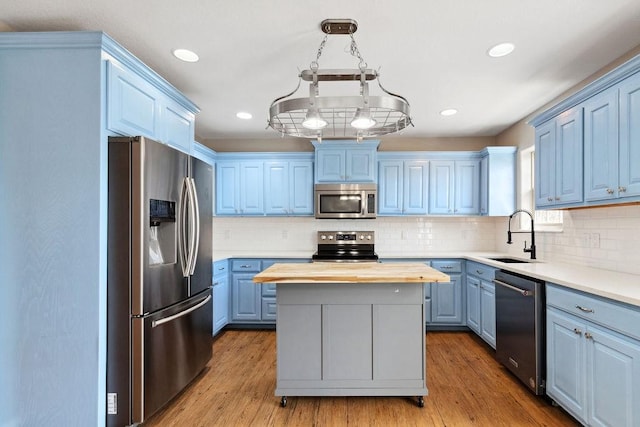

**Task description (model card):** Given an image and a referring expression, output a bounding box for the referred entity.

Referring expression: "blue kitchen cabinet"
[534,107,583,208]
[230,260,262,322]
[479,147,516,216]
[546,284,640,426]
[163,98,196,154]
[619,71,640,199]
[215,161,264,215]
[465,275,481,334]
[239,162,264,214]
[216,162,240,215]
[217,154,313,216]
[312,140,379,183]
[479,279,496,348]
[378,159,428,215]
[212,259,229,336]
[465,261,497,348]
[106,60,195,154]
[429,160,479,215]
[531,53,640,209]
[429,260,465,326]
[264,160,313,215]
[584,89,619,202]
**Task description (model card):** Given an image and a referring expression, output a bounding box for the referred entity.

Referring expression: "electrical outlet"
[107,393,117,415]
[592,233,600,248]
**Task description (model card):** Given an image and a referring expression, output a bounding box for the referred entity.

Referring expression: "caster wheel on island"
[417,396,424,408]
[280,396,287,407]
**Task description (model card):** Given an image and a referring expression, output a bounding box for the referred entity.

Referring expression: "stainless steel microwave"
[314,183,377,219]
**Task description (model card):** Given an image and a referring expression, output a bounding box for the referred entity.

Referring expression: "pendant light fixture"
[268,19,412,141]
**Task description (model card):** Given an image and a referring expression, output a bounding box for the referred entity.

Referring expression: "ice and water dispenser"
[149,199,176,265]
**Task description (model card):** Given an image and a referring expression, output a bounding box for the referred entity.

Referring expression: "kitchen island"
[253,262,449,407]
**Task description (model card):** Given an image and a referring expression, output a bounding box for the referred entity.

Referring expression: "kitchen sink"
[488,257,531,264]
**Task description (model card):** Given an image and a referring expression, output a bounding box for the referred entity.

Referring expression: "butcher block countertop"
[253,262,450,284]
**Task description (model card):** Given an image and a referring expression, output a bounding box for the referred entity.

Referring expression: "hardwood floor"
[144,330,578,426]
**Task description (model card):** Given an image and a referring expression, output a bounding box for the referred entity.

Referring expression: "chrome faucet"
[507,209,536,260]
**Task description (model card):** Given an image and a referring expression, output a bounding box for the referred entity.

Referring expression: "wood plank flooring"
[144,330,578,426]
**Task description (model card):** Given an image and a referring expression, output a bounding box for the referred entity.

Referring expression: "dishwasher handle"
[493,279,533,297]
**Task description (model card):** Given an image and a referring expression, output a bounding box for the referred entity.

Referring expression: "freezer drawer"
[131,290,212,423]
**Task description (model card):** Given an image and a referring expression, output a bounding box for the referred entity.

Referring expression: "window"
[518,147,563,231]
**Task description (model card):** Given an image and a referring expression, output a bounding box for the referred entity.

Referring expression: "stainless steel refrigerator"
[107,136,213,427]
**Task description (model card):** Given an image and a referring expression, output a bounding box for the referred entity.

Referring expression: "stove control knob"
[321,235,327,240]
[359,235,365,240]
[328,235,334,240]
[367,235,372,240]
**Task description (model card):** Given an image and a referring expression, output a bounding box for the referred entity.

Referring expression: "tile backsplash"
[212,216,498,257]
[214,205,640,275]
[498,204,640,275]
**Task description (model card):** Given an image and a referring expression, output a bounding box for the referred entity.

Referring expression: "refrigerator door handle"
[177,177,190,278]
[188,177,200,276]
[151,294,211,328]
[184,177,198,276]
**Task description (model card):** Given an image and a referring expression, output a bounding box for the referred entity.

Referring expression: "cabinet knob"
[606,188,615,194]
[573,328,582,336]
[476,270,483,275]
[547,197,553,202]
[619,186,627,193]
[585,332,593,340]
[555,197,561,201]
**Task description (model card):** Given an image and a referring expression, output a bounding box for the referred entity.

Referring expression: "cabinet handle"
[476,270,483,275]
[555,197,561,201]
[573,328,582,336]
[575,305,594,313]
[585,332,593,340]
[441,266,454,270]
[217,267,226,271]
[212,281,220,286]
[606,188,615,194]
[240,264,252,268]
[619,186,627,193]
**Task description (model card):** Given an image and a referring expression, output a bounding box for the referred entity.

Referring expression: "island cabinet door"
[373,304,424,380]
[277,304,322,381]
[322,305,373,380]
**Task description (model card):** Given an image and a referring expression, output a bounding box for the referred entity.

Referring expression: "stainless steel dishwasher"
[494,270,545,395]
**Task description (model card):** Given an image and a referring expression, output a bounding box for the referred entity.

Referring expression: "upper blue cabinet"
[479,147,517,216]
[531,54,640,209]
[378,155,429,215]
[312,140,379,183]
[215,153,314,216]
[534,107,583,208]
[429,158,480,215]
[105,42,197,154]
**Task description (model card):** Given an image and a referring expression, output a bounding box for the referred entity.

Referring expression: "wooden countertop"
[252,262,450,284]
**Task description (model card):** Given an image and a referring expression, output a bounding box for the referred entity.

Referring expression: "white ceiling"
[3,0,640,142]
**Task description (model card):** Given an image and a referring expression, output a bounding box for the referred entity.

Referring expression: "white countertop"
[213,250,640,307]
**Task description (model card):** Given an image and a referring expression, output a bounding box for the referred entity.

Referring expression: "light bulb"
[302,109,328,130]
[350,109,376,129]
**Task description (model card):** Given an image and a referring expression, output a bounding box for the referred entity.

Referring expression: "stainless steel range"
[311,231,379,262]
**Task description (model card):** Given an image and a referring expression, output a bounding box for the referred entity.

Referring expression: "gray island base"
[253,263,450,408]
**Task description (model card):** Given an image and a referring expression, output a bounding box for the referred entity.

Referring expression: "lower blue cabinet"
[229,258,311,325]
[546,284,640,426]
[212,259,229,335]
[429,260,465,326]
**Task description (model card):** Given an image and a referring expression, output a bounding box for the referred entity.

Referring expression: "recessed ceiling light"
[172,49,199,63]
[236,112,252,120]
[487,42,515,58]
[440,109,458,116]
